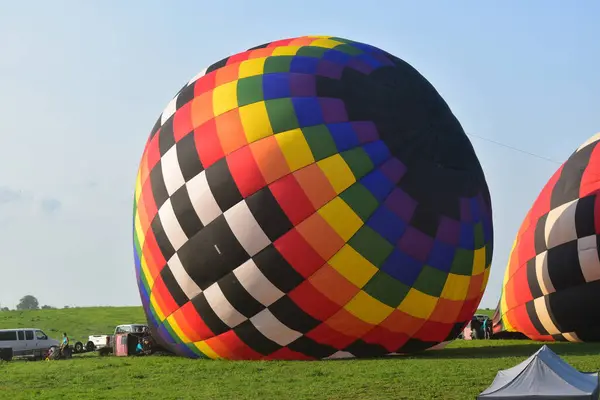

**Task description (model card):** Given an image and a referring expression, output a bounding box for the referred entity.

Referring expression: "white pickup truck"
[87,324,149,351]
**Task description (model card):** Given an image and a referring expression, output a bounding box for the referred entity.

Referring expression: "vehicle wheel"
[74,342,84,353]
[86,341,95,352]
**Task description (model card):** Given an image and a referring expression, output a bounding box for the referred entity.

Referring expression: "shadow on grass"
[315,341,600,363]
[410,341,600,360]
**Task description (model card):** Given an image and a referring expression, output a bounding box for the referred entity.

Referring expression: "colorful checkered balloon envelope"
[493,132,600,343]
[133,35,493,360]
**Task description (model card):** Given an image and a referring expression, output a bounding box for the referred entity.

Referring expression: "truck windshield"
[115,326,131,334]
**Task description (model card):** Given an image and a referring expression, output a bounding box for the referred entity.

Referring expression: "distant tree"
[41,305,55,310]
[16,295,39,310]
[64,305,70,309]
[0,307,9,312]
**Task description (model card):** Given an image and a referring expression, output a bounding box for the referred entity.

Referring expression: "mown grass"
[3,307,595,400]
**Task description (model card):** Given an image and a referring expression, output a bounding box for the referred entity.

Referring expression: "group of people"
[47,331,155,359]
[135,335,154,355]
[470,316,493,340]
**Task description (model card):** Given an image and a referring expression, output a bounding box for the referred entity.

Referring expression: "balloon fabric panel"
[494,133,600,342]
[133,36,493,360]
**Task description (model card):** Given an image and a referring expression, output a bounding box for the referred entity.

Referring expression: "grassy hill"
[5,306,594,400]
[0,306,147,341]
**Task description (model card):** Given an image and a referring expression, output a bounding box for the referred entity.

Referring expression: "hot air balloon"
[493,132,600,342]
[132,35,493,360]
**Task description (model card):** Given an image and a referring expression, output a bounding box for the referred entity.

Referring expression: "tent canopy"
[478,345,599,399]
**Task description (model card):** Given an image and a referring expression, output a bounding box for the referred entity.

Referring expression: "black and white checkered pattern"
[149,97,307,307]
[543,199,579,249]
[188,272,324,353]
[577,234,600,282]
[531,196,600,291]
[531,295,560,336]
[521,187,600,342]
[143,64,364,359]
[549,140,596,210]
[149,67,208,141]
[529,235,600,300]
[520,138,600,341]
[149,126,302,312]
[147,114,373,359]
[233,259,286,307]
[146,90,312,352]
[170,255,345,357]
[165,253,202,300]
[223,201,272,257]
[139,40,499,358]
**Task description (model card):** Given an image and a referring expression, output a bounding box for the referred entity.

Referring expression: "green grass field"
[0,307,147,341]
[2,307,598,400]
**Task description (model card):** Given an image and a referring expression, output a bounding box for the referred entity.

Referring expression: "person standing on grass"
[482,319,489,339]
[470,316,480,339]
[60,332,69,351]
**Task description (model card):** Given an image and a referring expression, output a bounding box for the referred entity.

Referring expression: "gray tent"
[478,345,599,399]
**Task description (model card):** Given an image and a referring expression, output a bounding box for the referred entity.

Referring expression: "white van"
[0,328,60,360]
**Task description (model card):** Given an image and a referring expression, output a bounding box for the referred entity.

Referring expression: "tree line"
[0,295,68,311]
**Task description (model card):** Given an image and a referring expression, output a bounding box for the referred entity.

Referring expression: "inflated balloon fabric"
[133,35,493,360]
[494,133,600,342]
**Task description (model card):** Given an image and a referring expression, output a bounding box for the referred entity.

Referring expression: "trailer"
[87,324,149,354]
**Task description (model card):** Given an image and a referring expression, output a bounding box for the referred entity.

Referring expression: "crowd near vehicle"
[0,323,152,362]
[0,328,60,361]
[87,324,150,353]
[459,314,493,340]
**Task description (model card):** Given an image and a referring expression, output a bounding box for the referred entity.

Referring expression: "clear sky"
[0,1,598,310]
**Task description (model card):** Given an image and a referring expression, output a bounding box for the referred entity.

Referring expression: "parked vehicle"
[88,324,149,353]
[0,328,60,360]
[114,332,156,357]
[461,314,492,340]
[88,333,110,351]
[70,339,89,353]
[59,338,92,354]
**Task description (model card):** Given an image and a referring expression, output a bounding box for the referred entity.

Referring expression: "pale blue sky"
[0,1,598,309]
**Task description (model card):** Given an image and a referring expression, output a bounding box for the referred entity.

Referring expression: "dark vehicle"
[460,314,492,340]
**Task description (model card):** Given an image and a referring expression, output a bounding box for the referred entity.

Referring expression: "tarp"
[478,345,599,399]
